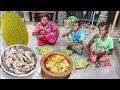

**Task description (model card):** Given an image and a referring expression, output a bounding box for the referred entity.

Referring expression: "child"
[85,22,114,68]
[62,21,85,54]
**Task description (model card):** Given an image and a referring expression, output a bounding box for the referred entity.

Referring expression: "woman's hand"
[41,30,46,34]
[40,27,46,31]
[40,27,48,33]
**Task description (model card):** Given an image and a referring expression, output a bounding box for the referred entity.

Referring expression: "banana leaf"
[36,46,53,55]
[73,58,90,69]
[60,49,73,56]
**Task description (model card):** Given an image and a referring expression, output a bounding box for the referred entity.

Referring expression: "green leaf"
[36,46,53,55]
[60,49,73,55]
[73,58,90,68]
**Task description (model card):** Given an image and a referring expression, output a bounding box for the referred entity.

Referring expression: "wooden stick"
[111,11,119,34]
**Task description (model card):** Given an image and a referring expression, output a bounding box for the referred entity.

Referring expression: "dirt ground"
[0,22,120,79]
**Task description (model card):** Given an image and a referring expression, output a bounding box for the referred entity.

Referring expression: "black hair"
[98,22,109,33]
[39,13,49,20]
[73,20,80,27]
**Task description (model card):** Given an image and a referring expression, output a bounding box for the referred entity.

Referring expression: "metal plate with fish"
[0,44,38,77]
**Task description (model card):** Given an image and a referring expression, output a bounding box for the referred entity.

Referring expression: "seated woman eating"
[85,22,114,68]
[62,21,84,54]
[32,13,59,46]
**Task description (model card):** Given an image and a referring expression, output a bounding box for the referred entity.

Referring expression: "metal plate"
[0,44,38,77]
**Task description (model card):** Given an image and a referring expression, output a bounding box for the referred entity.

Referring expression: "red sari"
[35,21,59,46]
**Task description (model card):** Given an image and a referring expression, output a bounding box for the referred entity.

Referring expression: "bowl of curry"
[40,51,73,79]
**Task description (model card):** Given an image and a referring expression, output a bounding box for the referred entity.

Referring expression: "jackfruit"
[1,11,28,46]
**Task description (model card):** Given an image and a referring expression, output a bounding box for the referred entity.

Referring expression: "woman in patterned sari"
[32,13,59,46]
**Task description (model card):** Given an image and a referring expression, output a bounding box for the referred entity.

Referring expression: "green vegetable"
[1,11,28,46]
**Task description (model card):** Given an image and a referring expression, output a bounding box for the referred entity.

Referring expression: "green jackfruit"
[1,11,28,46]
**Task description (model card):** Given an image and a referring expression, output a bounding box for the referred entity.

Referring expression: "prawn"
[24,51,32,62]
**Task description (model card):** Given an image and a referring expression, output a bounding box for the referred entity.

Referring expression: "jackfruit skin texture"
[1,11,29,46]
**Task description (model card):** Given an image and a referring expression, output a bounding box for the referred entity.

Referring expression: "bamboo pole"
[88,11,95,34]
[111,11,119,34]
[91,11,96,30]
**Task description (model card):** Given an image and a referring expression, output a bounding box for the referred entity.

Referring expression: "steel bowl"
[0,44,38,77]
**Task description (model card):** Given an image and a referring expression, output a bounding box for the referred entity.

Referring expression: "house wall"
[21,11,120,29]
[65,11,100,23]
[96,11,109,26]
[57,11,66,26]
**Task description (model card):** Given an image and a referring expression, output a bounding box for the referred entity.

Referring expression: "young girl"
[32,13,59,46]
[85,22,114,68]
[62,21,84,54]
